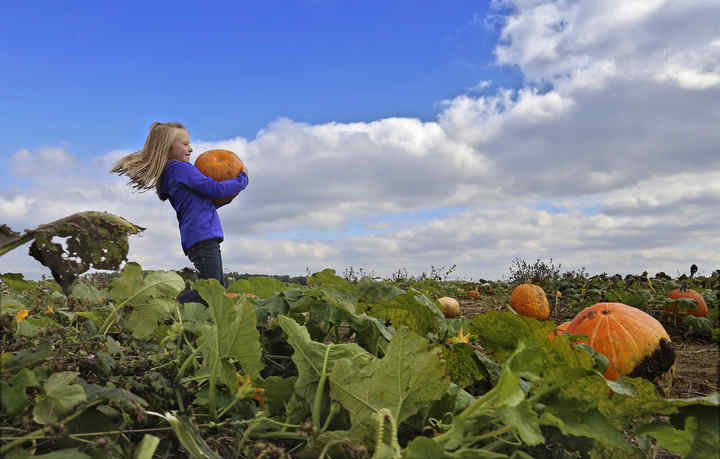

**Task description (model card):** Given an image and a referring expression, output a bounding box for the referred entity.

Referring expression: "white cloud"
[10,147,77,179]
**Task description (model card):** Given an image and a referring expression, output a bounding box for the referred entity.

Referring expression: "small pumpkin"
[194,149,245,205]
[438,297,461,318]
[509,284,550,320]
[560,302,675,395]
[664,288,708,319]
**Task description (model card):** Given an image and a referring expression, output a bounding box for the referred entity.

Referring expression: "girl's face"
[168,129,192,162]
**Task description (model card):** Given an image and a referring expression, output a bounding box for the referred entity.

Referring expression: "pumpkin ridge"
[608,313,642,375]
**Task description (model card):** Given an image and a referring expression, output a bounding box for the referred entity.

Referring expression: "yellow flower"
[457,326,470,343]
[448,326,471,344]
[238,373,265,409]
[15,309,29,323]
[45,305,54,314]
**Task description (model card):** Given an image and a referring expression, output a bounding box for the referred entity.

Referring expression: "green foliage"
[328,327,450,448]
[191,279,263,418]
[102,262,184,337]
[1,260,718,458]
[227,275,287,298]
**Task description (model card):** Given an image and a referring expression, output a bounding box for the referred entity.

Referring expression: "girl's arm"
[214,172,249,209]
[171,162,248,199]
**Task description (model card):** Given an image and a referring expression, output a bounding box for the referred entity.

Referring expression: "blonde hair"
[111,121,187,191]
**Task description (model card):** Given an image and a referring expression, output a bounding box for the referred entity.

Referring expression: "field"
[1,213,718,458]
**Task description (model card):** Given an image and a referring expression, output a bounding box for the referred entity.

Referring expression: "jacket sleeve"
[215,172,249,208]
[170,162,248,199]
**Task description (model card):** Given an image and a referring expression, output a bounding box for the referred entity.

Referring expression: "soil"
[457,296,719,399]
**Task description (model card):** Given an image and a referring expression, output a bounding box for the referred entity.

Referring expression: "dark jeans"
[177,238,224,305]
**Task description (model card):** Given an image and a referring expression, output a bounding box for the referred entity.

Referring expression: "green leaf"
[404,437,447,459]
[0,369,39,416]
[366,288,448,337]
[637,394,720,459]
[278,315,374,412]
[2,344,51,371]
[0,273,36,293]
[126,298,176,339]
[306,268,354,290]
[328,327,450,445]
[44,371,87,410]
[1,381,28,416]
[261,375,297,418]
[69,281,104,302]
[133,434,161,459]
[192,279,263,417]
[683,315,713,336]
[103,262,184,337]
[468,310,555,363]
[196,279,263,379]
[227,276,286,298]
[81,382,148,410]
[31,448,93,459]
[33,371,87,425]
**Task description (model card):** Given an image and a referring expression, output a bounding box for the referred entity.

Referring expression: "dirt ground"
[458,296,719,399]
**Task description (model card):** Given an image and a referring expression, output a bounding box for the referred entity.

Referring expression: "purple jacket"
[157,160,248,253]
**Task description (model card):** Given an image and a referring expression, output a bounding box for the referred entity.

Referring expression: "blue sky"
[2,1,519,158]
[2,1,719,280]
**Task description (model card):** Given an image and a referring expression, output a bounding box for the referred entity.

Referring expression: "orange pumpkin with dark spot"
[664,288,708,319]
[509,284,550,320]
[559,302,675,395]
[194,149,245,205]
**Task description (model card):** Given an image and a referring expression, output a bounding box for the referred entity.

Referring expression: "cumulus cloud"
[2,1,719,280]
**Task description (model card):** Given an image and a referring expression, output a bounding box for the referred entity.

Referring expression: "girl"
[111,121,248,305]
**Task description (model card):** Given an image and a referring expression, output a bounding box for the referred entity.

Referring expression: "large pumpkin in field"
[664,288,708,319]
[560,302,675,394]
[509,284,550,320]
[194,149,245,205]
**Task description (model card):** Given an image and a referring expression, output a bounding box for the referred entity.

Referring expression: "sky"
[2,0,719,282]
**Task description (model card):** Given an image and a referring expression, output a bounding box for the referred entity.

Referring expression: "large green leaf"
[468,310,555,363]
[277,315,374,411]
[636,393,720,459]
[193,279,263,417]
[366,288,448,338]
[196,279,263,378]
[102,262,184,338]
[227,276,286,298]
[328,327,449,445]
[33,372,87,425]
[0,368,39,416]
[0,273,36,293]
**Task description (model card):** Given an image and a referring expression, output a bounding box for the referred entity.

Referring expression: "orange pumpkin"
[561,302,675,394]
[664,288,708,319]
[509,284,550,320]
[194,149,245,205]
